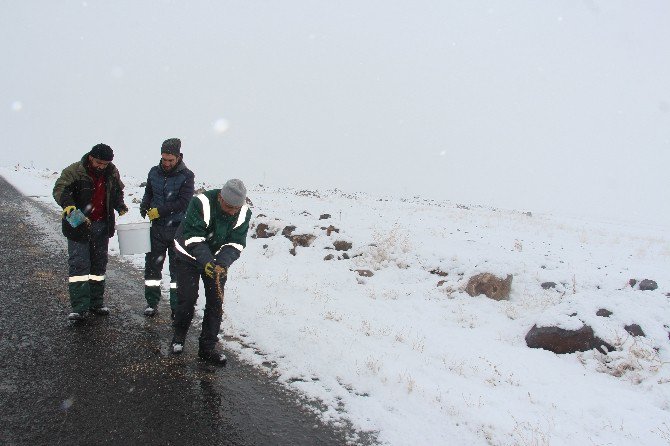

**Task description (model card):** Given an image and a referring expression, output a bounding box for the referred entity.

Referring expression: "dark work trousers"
[173,256,227,352]
[67,220,109,312]
[144,225,178,309]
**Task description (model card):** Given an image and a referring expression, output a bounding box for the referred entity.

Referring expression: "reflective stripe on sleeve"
[89,275,105,281]
[69,275,90,283]
[197,194,211,226]
[185,236,206,246]
[175,240,196,260]
[145,280,161,287]
[170,283,177,289]
[215,243,244,255]
[233,205,249,229]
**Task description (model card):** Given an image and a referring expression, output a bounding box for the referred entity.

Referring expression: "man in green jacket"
[53,144,128,321]
[170,179,252,365]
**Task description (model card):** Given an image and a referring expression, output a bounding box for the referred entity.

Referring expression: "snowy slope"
[3,165,669,446]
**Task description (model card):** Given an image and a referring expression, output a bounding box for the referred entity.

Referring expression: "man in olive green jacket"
[53,143,128,322]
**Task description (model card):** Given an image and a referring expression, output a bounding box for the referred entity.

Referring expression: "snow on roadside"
[2,165,669,446]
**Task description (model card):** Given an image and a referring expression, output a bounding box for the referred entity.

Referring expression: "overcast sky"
[1,1,668,226]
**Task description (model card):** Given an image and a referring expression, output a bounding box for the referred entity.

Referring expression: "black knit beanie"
[89,143,114,161]
[161,138,181,156]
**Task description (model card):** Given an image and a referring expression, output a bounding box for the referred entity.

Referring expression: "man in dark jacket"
[140,138,195,318]
[170,179,252,365]
[53,143,128,321]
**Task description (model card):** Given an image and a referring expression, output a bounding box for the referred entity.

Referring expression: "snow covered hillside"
[3,165,669,446]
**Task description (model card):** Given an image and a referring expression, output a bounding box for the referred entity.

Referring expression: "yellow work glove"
[118,205,128,216]
[147,208,160,221]
[62,205,76,218]
[204,262,227,279]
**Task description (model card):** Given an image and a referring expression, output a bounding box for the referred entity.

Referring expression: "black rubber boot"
[198,348,227,366]
[89,306,110,316]
[171,330,187,355]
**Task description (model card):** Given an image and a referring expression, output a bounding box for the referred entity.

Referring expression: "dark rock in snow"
[429,268,449,277]
[282,225,297,237]
[541,282,557,290]
[596,309,613,317]
[624,324,645,337]
[324,254,334,261]
[629,279,637,287]
[254,223,277,239]
[290,234,316,247]
[639,279,658,291]
[333,240,352,251]
[321,225,340,236]
[525,324,614,354]
[319,214,331,220]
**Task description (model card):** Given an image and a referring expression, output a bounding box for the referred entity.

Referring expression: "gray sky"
[2,1,669,226]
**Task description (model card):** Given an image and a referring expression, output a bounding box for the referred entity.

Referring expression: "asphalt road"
[0,176,372,446]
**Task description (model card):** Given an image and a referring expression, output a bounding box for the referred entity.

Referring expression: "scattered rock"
[245,196,254,207]
[333,240,352,251]
[288,234,316,248]
[342,253,350,260]
[289,247,296,256]
[282,225,296,237]
[465,273,513,301]
[300,210,311,216]
[139,181,147,187]
[629,279,637,287]
[256,213,267,218]
[324,254,335,261]
[596,309,612,317]
[354,270,374,277]
[639,279,658,291]
[320,225,340,236]
[253,223,277,239]
[624,324,645,337]
[131,197,141,204]
[541,282,557,290]
[429,268,449,277]
[296,190,320,198]
[319,214,331,220]
[525,324,614,354]
[437,280,447,287]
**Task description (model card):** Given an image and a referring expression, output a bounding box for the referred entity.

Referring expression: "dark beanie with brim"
[89,143,114,161]
[161,138,181,156]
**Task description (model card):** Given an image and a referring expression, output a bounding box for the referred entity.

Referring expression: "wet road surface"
[0,176,373,446]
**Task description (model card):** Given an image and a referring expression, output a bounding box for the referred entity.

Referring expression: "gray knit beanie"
[219,179,247,207]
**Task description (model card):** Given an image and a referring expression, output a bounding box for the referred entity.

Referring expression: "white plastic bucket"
[116,221,151,255]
